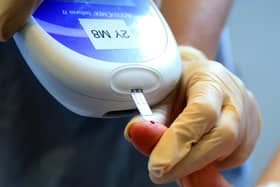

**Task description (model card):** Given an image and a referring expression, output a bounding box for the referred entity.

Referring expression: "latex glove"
[124,46,261,184]
[0,0,42,41]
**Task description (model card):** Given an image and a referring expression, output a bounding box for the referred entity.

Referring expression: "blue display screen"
[33,0,167,63]
[60,0,135,6]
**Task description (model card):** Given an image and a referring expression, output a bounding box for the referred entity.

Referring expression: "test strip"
[131,89,154,121]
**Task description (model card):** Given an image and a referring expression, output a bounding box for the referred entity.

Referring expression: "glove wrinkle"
[148,128,193,179]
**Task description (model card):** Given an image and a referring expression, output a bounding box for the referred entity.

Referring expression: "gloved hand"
[125,120,232,187]
[0,0,42,41]
[124,46,261,184]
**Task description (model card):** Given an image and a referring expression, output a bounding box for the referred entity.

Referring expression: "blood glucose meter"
[14,0,182,117]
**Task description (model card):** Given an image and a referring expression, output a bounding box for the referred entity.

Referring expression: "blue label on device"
[33,0,167,63]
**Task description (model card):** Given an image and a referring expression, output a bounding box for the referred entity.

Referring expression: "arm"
[257,147,280,186]
[158,0,233,59]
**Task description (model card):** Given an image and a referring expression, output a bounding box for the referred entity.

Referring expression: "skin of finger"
[176,165,233,187]
[149,106,240,184]
[186,164,233,187]
[0,0,42,41]
[176,177,191,187]
[257,147,280,185]
[176,168,232,187]
[124,110,169,142]
[125,121,167,156]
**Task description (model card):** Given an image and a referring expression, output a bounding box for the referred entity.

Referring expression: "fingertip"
[125,121,167,156]
[123,116,145,142]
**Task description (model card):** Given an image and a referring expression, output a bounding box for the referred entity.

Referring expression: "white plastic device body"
[13,0,182,117]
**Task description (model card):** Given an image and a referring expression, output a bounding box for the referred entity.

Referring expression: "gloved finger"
[216,91,261,169]
[0,0,42,41]
[148,81,224,183]
[149,104,239,184]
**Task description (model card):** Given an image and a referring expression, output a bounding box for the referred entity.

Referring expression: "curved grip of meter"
[13,18,182,117]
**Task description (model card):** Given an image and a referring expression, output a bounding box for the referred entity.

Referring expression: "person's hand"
[125,120,232,187]
[124,46,261,184]
[0,0,42,41]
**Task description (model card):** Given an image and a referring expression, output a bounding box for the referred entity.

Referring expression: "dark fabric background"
[0,39,176,187]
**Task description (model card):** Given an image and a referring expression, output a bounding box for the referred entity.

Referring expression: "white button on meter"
[111,67,161,95]
[14,0,182,117]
